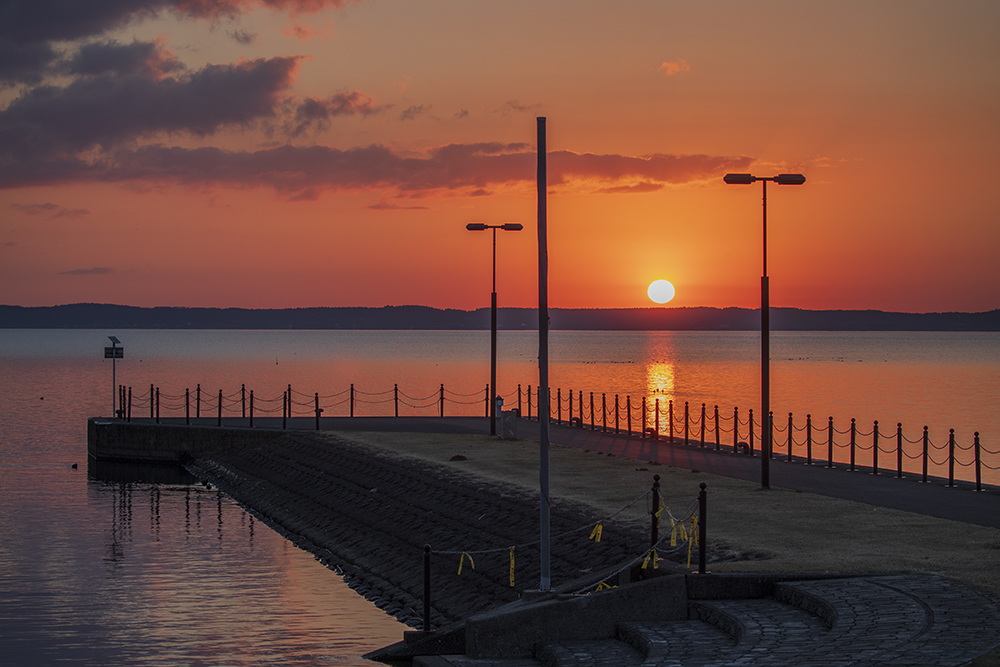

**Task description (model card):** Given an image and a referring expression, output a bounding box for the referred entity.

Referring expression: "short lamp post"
[466,222,523,435]
[723,173,805,489]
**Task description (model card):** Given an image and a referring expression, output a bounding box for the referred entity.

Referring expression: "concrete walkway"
[151,414,1000,529]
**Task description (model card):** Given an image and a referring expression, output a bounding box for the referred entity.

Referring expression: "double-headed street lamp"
[724,173,806,489]
[466,222,523,435]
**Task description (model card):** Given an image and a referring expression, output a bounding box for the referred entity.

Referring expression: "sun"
[647,279,675,304]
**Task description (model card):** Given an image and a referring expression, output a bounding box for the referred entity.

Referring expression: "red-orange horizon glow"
[1,2,997,314]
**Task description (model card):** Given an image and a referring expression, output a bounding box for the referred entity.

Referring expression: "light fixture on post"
[723,172,805,489]
[466,221,523,436]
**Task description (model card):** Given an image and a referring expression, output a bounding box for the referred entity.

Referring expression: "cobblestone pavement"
[419,574,1000,667]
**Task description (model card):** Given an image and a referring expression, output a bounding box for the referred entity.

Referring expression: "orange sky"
[1,1,998,312]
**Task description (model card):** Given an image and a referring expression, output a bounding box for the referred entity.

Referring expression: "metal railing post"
[351,383,355,418]
[217,389,222,426]
[614,394,620,434]
[669,400,674,443]
[733,406,739,452]
[440,383,445,418]
[975,432,982,492]
[518,384,522,416]
[394,384,399,418]
[196,383,201,419]
[249,390,254,428]
[683,401,689,445]
[806,414,812,465]
[315,392,321,431]
[127,386,132,422]
[948,429,956,487]
[241,384,246,419]
[787,413,794,461]
[897,423,903,478]
[850,418,857,471]
[641,397,647,438]
[602,393,607,432]
[579,390,584,428]
[714,405,720,450]
[748,409,754,456]
[655,398,660,441]
[872,420,879,475]
[626,395,632,435]
[700,403,706,447]
[590,392,595,430]
[185,388,190,425]
[155,387,160,423]
[557,388,562,424]
[827,417,834,468]
[922,426,929,482]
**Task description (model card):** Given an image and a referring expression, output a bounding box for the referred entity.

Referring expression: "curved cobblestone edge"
[183,431,754,629]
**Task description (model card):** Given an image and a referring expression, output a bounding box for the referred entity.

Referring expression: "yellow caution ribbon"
[458,551,475,575]
[654,501,664,530]
[641,548,658,570]
[509,547,515,587]
[589,522,603,543]
[595,581,616,592]
[687,516,699,569]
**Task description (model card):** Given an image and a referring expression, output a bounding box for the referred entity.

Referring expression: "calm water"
[1,329,998,664]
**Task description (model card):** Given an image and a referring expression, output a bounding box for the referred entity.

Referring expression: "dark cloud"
[0,40,56,86]
[11,202,91,217]
[455,109,469,119]
[65,39,182,77]
[0,0,355,46]
[60,266,112,275]
[0,55,302,158]
[229,29,257,44]
[400,104,429,121]
[291,91,388,135]
[0,0,353,84]
[0,140,752,199]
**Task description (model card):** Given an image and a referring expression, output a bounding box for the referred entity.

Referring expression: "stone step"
[618,619,735,666]
[534,639,646,667]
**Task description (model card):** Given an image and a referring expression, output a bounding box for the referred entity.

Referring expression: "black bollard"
[423,544,432,634]
[698,483,707,574]
[651,474,660,547]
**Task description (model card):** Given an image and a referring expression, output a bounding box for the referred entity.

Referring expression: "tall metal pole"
[112,343,117,417]
[761,179,770,489]
[537,116,551,591]
[490,226,498,436]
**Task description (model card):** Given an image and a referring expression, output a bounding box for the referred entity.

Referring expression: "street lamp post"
[724,172,805,489]
[466,222,523,435]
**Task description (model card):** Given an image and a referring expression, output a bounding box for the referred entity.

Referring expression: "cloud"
[228,29,257,44]
[64,39,182,78]
[369,200,430,210]
[593,181,663,194]
[0,0,355,85]
[660,59,691,77]
[60,266,112,275]
[291,91,388,134]
[0,54,303,158]
[10,202,91,218]
[0,140,752,200]
[455,109,469,119]
[496,100,541,116]
[400,105,430,121]
[282,21,333,41]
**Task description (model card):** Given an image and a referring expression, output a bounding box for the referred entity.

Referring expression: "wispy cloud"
[400,105,430,121]
[282,21,333,41]
[0,141,751,200]
[10,202,91,218]
[60,266,112,275]
[496,100,541,116]
[659,59,691,77]
[369,200,431,210]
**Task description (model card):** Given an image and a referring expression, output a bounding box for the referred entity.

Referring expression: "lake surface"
[1,328,997,664]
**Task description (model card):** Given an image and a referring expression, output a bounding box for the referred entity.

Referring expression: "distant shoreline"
[2,303,999,331]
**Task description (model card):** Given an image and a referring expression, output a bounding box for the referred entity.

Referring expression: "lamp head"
[466,223,488,231]
[775,173,806,185]
[501,223,523,231]
[724,173,755,185]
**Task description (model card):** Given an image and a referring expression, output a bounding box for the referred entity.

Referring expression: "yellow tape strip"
[595,581,616,592]
[589,522,603,543]
[687,516,698,569]
[509,547,515,588]
[641,548,658,570]
[458,551,475,575]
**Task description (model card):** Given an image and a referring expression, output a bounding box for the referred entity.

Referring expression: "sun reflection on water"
[646,362,676,402]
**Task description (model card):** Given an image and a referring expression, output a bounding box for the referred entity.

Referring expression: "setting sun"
[647,280,676,304]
